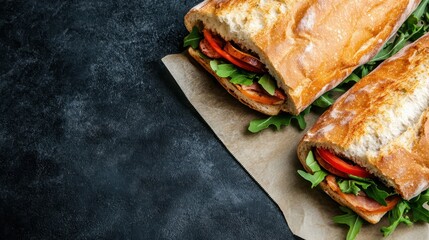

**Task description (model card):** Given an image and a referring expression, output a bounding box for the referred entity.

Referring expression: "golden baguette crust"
[298,32,429,222]
[185,0,420,115]
[188,48,283,115]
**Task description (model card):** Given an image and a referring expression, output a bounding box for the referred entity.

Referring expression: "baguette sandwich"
[184,0,420,115]
[297,32,429,235]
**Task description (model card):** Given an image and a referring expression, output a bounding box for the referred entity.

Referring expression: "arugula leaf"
[295,112,307,130]
[370,32,409,62]
[298,170,328,188]
[338,175,393,206]
[363,186,388,205]
[409,189,429,222]
[248,107,311,133]
[360,65,371,78]
[364,183,391,206]
[183,26,202,49]
[338,179,370,196]
[248,115,291,132]
[342,73,361,84]
[210,60,255,85]
[258,74,276,95]
[305,150,321,172]
[381,201,413,237]
[313,92,335,108]
[297,151,328,188]
[410,203,429,222]
[210,59,219,71]
[333,206,363,240]
[412,0,429,20]
[229,72,254,85]
[378,189,429,237]
[215,63,237,78]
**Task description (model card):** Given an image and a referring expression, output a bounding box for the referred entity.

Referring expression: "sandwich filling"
[298,148,429,236]
[184,26,287,106]
[313,148,400,214]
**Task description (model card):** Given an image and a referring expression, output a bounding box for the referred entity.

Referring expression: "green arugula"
[333,207,363,240]
[342,73,361,84]
[409,189,429,222]
[297,151,328,188]
[337,178,370,196]
[214,63,237,78]
[380,189,429,236]
[381,201,413,237]
[230,72,255,85]
[258,74,276,96]
[183,26,202,49]
[337,175,394,206]
[248,107,311,133]
[413,0,429,20]
[312,91,336,108]
[210,60,271,87]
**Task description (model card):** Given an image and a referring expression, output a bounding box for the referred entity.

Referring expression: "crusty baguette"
[297,33,429,223]
[188,48,283,115]
[185,0,420,115]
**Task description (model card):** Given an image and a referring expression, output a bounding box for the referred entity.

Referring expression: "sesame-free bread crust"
[297,33,429,223]
[185,0,420,115]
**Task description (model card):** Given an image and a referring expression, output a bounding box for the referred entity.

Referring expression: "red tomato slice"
[203,29,264,73]
[316,148,372,178]
[314,151,349,178]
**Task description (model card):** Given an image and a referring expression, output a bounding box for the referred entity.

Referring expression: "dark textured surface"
[0,0,296,239]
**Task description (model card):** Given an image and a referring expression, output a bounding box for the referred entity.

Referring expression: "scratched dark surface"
[0,0,296,239]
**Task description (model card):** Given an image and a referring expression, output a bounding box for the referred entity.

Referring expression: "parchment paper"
[162,53,429,240]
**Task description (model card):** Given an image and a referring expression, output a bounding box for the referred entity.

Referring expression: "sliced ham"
[325,175,400,214]
[199,39,222,59]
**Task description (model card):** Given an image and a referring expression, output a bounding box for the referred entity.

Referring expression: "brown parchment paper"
[162,53,429,240]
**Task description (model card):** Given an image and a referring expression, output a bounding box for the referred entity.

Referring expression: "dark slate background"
[0,0,296,239]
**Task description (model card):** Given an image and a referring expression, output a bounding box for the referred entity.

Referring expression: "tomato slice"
[203,29,264,73]
[316,148,372,178]
[238,83,285,105]
[315,151,349,178]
